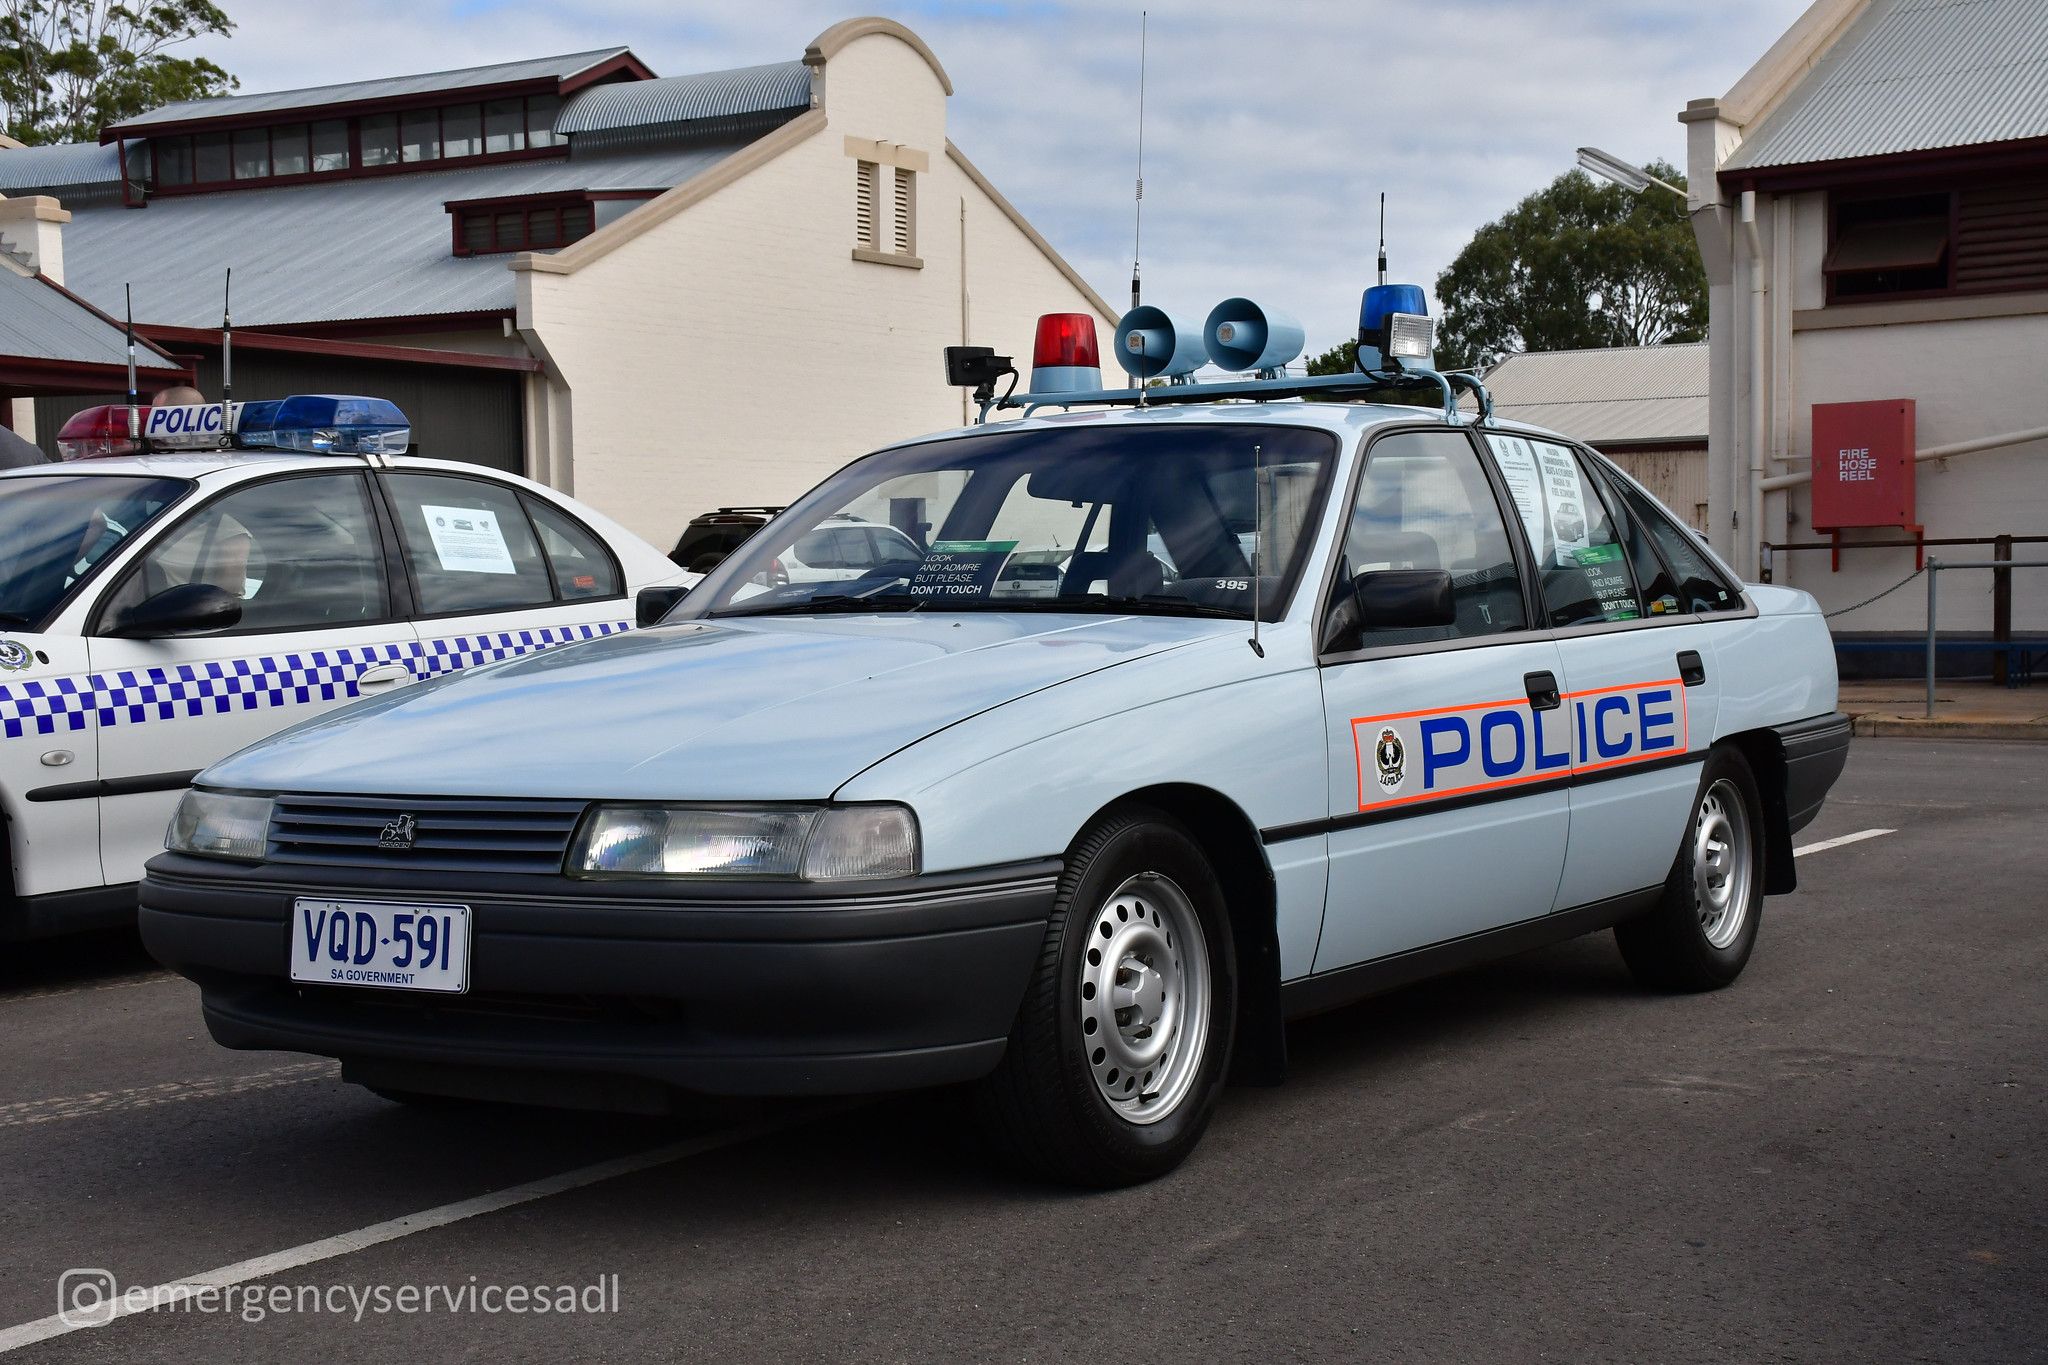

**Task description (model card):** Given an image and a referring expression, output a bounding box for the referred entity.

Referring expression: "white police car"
[140,292,1849,1186]
[0,394,681,939]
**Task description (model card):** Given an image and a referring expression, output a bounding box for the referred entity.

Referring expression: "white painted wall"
[520,28,1117,549]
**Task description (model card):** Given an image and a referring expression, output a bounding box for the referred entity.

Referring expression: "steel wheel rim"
[1077,872,1211,1126]
[1693,779,1753,949]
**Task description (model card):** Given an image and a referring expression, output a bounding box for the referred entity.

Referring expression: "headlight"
[568,804,919,881]
[166,789,273,862]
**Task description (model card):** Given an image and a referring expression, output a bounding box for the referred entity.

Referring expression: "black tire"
[970,806,1237,1187]
[1616,746,1767,992]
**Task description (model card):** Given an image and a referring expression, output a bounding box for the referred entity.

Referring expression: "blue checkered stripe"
[0,620,629,740]
[412,621,628,679]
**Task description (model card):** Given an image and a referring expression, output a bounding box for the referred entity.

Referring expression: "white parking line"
[1794,827,1896,858]
[0,1109,819,1355]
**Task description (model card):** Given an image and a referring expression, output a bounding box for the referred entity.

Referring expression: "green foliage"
[1,0,235,146]
[1433,164,1705,371]
[1306,339,1357,376]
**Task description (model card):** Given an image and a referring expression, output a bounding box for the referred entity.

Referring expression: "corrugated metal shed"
[106,48,635,133]
[0,268,182,371]
[1725,0,2048,170]
[557,61,810,134]
[56,137,753,328]
[1476,343,1708,446]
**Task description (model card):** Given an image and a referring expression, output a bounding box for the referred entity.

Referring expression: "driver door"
[1313,428,1569,972]
[87,469,418,886]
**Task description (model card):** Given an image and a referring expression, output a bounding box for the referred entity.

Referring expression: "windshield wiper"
[715,592,927,619]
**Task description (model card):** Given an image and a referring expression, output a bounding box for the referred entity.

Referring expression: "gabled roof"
[0,141,124,202]
[1724,0,2048,171]
[0,265,184,379]
[557,62,811,139]
[102,47,649,139]
[1478,343,1707,446]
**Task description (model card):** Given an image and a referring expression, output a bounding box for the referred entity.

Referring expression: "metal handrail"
[1924,557,2048,717]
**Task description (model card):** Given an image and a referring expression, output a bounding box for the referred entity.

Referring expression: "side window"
[866,527,923,572]
[524,496,621,600]
[384,473,554,615]
[98,473,388,632]
[1609,473,1745,613]
[1337,429,1527,647]
[1486,435,1642,627]
[1580,456,1682,618]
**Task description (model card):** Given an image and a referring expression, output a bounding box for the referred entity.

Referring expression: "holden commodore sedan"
[141,400,1849,1186]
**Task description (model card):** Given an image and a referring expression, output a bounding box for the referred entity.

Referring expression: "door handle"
[355,662,414,693]
[1677,650,1707,687]
[1524,670,1561,711]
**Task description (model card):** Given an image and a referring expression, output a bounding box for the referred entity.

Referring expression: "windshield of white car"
[0,474,191,630]
[698,424,1339,622]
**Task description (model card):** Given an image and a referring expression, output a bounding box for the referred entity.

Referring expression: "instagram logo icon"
[57,1269,117,1328]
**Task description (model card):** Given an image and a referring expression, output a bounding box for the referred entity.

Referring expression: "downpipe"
[1741,190,1766,580]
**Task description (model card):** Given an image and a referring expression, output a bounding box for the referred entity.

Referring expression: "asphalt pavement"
[0,737,2040,1363]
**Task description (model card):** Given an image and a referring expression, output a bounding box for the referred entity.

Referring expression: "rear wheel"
[1616,747,1766,991]
[970,807,1236,1187]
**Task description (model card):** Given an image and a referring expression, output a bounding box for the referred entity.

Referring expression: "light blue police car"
[142,289,1850,1186]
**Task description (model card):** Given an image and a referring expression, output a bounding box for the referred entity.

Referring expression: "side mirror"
[1320,568,1455,652]
[1357,569,1455,628]
[107,583,242,639]
[636,584,690,628]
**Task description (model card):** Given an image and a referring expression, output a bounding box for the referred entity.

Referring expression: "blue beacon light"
[235,394,412,455]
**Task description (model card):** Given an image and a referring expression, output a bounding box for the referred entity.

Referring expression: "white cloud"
[185,0,1809,354]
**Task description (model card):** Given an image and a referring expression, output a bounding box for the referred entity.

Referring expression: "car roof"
[878,400,1575,452]
[0,450,317,481]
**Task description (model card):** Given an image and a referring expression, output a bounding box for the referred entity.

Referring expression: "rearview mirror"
[636,584,690,628]
[107,583,242,639]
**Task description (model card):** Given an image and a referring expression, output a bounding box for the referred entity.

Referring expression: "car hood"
[202,613,1220,800]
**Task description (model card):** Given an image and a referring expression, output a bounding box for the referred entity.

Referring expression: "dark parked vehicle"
[669,507,781,573]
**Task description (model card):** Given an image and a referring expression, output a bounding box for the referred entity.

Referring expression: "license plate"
[289,898,470,994]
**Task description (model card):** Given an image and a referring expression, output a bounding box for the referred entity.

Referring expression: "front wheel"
[1615,747,1767,991]
[970,807,1236,1187]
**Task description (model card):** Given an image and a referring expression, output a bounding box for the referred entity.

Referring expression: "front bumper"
[140,852,1059,1099]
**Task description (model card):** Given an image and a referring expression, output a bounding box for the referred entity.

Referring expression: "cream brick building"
[1,17,1117,549]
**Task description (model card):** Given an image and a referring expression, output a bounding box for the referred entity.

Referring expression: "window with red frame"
[452,199,597,256]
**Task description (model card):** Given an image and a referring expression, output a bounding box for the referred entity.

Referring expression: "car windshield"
[695,424,1338,622]
[0,473,190,629]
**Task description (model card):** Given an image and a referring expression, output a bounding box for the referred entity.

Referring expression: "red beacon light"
[55,404,147,461]
[1030,312,1102,395]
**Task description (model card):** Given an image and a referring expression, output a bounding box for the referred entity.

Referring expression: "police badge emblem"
[0,640,31,673]
[1375,727,1404,789]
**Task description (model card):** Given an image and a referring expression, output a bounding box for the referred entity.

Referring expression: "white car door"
[87,467,419,886]
[376,470,634,685]
[1314,428,1570,972]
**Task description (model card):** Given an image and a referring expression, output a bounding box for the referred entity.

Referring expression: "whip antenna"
[123,284,138,441]
[1248,443,1265,658]
[1131,9,1147,315]
[1377,193,1388,286]
[219,268,233,445]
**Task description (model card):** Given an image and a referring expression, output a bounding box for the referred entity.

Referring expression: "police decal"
[1375,727,1405,790]
[0,640,29,673]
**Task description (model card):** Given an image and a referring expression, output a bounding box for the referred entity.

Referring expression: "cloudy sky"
[184,0,1809,355]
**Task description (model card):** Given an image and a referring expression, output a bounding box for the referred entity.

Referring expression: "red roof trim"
[137,324,543,373]
[0,354,196,394]
[1724,136,2048,194]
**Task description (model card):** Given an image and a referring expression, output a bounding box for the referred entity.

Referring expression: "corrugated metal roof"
[1475,343,1707,445]
[106,48,635,133]
[55,138,751,328]
[0,140,122,195]
[0,267,182,371]
[557,61,810,134]
[1725,0,2048,170]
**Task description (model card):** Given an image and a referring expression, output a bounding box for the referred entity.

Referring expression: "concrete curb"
[1850,714,2048,741]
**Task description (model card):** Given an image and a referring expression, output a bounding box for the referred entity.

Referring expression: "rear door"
[376,471,632,684]
[1313,428,1569,972]
[1483,433,1718,909]
[88,468,418,886]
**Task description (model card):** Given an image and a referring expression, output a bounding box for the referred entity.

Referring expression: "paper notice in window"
[421,504,516,574]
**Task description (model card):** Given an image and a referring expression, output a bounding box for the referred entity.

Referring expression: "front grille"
[267,795,588,874]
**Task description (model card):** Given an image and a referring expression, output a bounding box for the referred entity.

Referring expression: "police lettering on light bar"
[53,394,412,460]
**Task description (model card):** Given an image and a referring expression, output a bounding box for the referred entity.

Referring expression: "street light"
[1576,146,1686,199]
